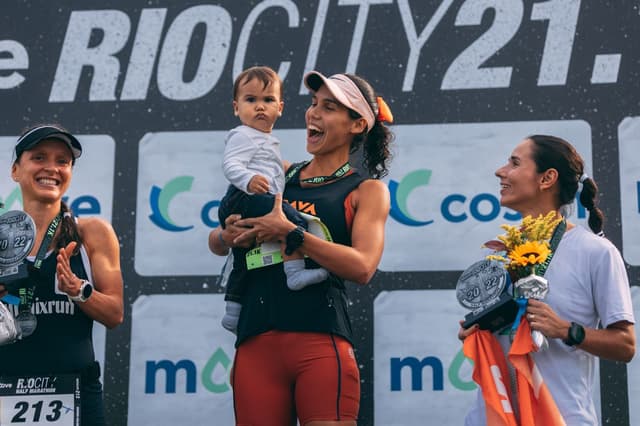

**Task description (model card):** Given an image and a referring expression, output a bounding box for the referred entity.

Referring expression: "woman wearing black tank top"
[0,124,124,426]
[209,71,394,426]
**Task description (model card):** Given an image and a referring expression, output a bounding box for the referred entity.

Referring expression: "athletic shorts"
[231,330,360,425]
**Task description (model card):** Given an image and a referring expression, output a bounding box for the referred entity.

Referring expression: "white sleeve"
[222,130,258,193]
[592,241,635,327]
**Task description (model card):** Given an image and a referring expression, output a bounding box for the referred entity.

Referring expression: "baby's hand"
[248,175,269,194]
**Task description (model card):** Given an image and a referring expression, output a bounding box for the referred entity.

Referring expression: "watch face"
[81,282,93,299]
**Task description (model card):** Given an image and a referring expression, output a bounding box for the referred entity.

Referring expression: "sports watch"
[563,322,585,346]
[285,225,305,255]
[68,280,94,303]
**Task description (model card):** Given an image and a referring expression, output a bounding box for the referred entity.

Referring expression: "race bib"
[0,374,80,425]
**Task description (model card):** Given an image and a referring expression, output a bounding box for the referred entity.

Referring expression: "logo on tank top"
[286,199,316,216]
[6,299,76,317]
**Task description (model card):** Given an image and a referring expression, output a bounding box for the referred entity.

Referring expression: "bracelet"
[218,230,227,247]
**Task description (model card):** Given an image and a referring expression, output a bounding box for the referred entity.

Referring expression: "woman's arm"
[209,214,255,256]
[56,218,124,329]
[234,180,391,284]
[209,226,230,256]
[527,299,635,362]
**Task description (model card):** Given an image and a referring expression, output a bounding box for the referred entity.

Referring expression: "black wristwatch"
[563,322,585,346]
[285,225,305,255]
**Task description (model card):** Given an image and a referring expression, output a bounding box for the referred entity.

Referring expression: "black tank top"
[0,249,95,374]
[236,164,365,346]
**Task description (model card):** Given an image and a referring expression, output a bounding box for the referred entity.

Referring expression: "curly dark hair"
[343,74,394,179]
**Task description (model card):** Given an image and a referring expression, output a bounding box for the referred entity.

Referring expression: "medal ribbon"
[18,212,63,313]
[510,219,567,334]
[287,161,352,185]
[300,162,351,184]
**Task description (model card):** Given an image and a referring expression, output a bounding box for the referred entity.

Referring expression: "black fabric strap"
[18,212,63,311]
[535,219,566,277]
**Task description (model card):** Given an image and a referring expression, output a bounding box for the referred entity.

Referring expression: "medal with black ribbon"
[15,212,62,338]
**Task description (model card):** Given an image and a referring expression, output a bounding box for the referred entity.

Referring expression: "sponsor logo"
[389,169,586,226]
[390,350,475,392]
[389,170,434,226]
[148,176,221,232]
[144,347,232,394]
[0,187,101,216]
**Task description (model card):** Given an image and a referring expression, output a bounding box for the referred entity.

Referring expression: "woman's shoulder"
[350,178,390,211]
[565,225,622,258]
[355,178,389,195]
[77,217,118,245]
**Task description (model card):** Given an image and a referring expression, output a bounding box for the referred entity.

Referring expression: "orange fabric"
[232,331,359,425]
[376,96,394,123]
[509,320,566,426]
[464,330,518,426]
[464,321,566,425]
[343,191,356,233]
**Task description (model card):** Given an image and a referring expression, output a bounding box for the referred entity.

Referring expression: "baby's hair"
[233,66,282,100]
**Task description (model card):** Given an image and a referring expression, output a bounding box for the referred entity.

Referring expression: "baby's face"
[233,77,283,133]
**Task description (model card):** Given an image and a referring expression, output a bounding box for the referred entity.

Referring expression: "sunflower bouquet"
[484,212,563,348]
[484,211,563,282]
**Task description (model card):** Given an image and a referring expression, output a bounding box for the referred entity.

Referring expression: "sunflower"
[507,241,551,270]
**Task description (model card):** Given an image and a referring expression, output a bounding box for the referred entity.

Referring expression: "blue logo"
[389,169,587,226]
[148,176,221,232]
[0,187,101,216]
[389,170,434,226]
[389,350,475,392]
[145,348,232,394]
[149,176,195,232]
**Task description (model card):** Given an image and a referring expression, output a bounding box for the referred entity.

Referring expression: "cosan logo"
[148,176,220,232]
[388,169,586,226]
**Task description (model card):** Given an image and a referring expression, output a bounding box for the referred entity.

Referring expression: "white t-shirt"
[465,225,635,426]
[222,125,284,194]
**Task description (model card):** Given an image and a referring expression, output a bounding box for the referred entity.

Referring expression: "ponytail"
[579,177,605,235]
[57,201,83,254]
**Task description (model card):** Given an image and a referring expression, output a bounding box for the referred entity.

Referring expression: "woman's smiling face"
[305,84,366,157]
[494,139,546,214]
[12,139,74,204]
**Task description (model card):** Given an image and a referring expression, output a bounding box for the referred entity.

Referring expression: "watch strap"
[285,225,305,256]
[563,322,585,346]
[68,280,93,303]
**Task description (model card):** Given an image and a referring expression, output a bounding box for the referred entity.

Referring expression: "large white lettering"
[50,10,131,102]
[298,0,330,94]
[121,9,167,100]
[0,40,29,89]
[338,0,392,74]
[157,5,232,101]
[233,0,299,81]
[397,0,455,91]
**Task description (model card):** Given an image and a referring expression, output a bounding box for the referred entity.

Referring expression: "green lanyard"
[534,219,567,277]
[285,161,352,185]
[18,212,63,312]
[300,162,352,184]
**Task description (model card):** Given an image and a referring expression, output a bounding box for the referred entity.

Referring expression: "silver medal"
[16,311,37,337]
[0,210,36,276]
[456,259,507,311]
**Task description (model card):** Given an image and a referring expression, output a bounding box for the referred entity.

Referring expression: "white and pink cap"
[304,71,376,131]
